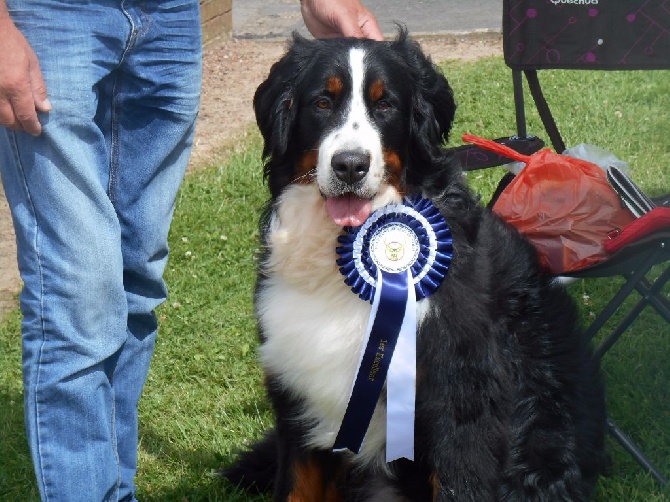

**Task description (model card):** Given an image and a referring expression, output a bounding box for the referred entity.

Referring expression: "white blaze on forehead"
[316,47,385,195]
[348,47,367,127]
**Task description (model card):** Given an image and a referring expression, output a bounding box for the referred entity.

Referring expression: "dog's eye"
[314,98,332,110]
[374,100,392,111]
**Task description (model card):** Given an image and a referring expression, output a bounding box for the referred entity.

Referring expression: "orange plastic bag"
[462,134,635,274]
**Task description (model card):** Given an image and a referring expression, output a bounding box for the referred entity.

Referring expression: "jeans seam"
[109,75,121,207]
[109,1,137,207]
[109,387,119,502]
[108,88,121,498]
[7,131,50,500]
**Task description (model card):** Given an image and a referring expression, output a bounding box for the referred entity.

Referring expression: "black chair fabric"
[504,0,670,70]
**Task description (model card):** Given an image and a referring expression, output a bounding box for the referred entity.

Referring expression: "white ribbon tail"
[386,268,417,462]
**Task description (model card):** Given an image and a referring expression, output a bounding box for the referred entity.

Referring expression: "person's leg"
[0,2,133,500]
[105,1,202,499]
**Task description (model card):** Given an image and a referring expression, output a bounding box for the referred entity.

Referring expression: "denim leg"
[1,4,134,501]
[109,2,201,498]
[0,130,128,502]
[1,1,200,500]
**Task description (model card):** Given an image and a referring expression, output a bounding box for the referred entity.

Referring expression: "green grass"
[1,56,669,500]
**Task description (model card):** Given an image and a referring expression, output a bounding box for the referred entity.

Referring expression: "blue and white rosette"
[333,194,452,462]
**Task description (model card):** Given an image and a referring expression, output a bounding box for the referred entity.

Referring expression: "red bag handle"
[462,133,533,164]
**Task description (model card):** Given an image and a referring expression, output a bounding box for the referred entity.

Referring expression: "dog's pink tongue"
[325,195,372,227]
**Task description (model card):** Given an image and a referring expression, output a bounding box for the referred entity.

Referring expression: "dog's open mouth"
[325,194,372,227]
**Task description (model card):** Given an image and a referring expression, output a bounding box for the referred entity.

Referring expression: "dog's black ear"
[253,33,312,161]
[394,31,456,163]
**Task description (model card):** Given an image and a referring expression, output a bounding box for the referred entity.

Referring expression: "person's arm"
[0,0,50,136]
[300,0,383,41]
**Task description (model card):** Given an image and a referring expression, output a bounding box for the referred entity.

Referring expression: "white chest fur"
[257,184,427,468]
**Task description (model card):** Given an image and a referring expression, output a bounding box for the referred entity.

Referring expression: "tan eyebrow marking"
[326,76,343,97]
[369,79,385,102]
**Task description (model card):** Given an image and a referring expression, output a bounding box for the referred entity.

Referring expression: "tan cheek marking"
[294,150,318,184]
[369,79,385,102]
[326,76,343,98]
[383,149,405,194]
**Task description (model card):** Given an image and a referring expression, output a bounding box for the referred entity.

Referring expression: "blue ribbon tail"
[333,270,408,454]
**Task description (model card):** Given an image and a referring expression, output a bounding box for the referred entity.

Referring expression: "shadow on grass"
[136,400,272,502]
[0,381,272,502]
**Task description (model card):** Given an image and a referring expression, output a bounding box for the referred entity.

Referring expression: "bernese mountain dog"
[223,30,608,501]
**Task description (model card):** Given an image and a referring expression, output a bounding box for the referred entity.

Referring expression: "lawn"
[1,56,668,501]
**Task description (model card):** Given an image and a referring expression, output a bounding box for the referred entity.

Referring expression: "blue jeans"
[0,1,201,500]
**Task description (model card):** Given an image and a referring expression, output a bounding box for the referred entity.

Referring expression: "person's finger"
[334,12,366,38]
[30,55,51,113]
[0,100,19,131]
[11,90,42,136]
[332,8,383,40]
[358,11,384,41]
[300,3,326,38]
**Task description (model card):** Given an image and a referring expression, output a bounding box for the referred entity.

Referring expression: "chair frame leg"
[594,263,670,360]
[608,418,669,486]
[583,248,664,344]
[579,246,670,487]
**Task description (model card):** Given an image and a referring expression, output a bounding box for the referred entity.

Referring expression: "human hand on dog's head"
[300,0,384,41]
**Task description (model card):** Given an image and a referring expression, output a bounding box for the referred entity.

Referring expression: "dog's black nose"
[331,150,370,185]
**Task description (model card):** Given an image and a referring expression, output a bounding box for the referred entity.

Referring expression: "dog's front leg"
[416,333,509,500]
[425,419,505,502]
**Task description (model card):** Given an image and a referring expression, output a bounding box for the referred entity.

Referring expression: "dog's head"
[254,30,457,226]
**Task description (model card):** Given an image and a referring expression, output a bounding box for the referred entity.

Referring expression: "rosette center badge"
[369,222,420,273]
[336,195,453,302]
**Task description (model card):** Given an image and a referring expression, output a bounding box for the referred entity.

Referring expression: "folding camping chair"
[459,0,670,485]
[505,0,670,485]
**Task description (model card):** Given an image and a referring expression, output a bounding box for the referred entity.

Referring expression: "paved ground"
[234,0,502,39]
